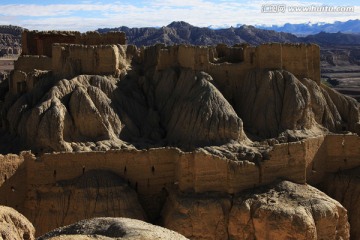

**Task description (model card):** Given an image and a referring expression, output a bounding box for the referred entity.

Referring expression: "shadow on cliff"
[111,66,246,150]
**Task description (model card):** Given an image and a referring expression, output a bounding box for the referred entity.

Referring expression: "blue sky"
[0,0,358,31]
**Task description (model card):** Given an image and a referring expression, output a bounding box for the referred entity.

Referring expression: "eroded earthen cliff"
[162,181,349,240]
[0,31,359,240]
[2,41,360,155]
[320,167,360,240]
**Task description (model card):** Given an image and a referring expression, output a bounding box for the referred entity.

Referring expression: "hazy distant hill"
[258,19,360,36]
[0,25,24,37]
[0,25,24,56]
[98,21,360,47]
[301,32,360,45]
[97,21,300,46]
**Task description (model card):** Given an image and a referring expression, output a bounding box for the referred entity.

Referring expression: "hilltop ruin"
[11,30,319,94]
[0,30,359,239]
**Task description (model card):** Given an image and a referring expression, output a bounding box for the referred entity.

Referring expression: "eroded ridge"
[0,30,359,239]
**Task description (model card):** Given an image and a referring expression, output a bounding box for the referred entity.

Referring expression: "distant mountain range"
[98,21,360,47]
[98,21,299,46]
[257,19,360,36]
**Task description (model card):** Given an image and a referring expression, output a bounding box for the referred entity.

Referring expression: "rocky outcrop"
[321,167,360,240]
[0,26,22,57]
[236,70,316,139]
[321,84,360,133]
[162,181,350,240]
[7,74,125,152]
[228,181,349,240]
[6,66,246,152]
[38,217,188,240]
[235,70,360,140]
[151,69,245,146]
[0,46,21,56]
[117,68,246,147]
[0,26,24,37]
[0,205,35,240]
[162,192,231,240]
[27,170,146,236]
[4,66,360,152]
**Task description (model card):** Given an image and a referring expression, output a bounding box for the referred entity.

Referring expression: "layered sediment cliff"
[3,32,360,154]
[0,30,359,239]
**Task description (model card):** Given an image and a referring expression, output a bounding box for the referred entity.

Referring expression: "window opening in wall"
[287,143,291,155]
[250,52,255,64]
[16,81,26,94]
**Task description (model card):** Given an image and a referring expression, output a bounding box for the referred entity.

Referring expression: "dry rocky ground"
[321,45,360,101]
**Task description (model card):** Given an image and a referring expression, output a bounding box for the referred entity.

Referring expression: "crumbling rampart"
[21,30,126,57]
[154,43,320,96]
[10,30,320,96]
[0,134,359,235]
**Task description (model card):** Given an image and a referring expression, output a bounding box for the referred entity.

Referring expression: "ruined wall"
[155,43,320,83]
[14,56,51,73]
[52,44,132,78]
[1,134,357,203]
[0,153,24,187]
[1,134,359,235]
[323,134,360,172]
[25,148,180,235]
[78,31,127,46]
[176,151,259,193]
[22,31,77,57]
[253,44,320,84]
[21,30,126,57]
[26,148,179,195]
[0,135,356,202]
[0,152,29,216]
[10,55,51,94]
[9,70,27,94]
[9,68,50,94]
[12,40,320,98]
[153,43,320,103]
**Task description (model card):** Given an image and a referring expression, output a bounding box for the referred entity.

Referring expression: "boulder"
[162,181,350,240]
[0,205,35,240]
[38,217,188,240]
